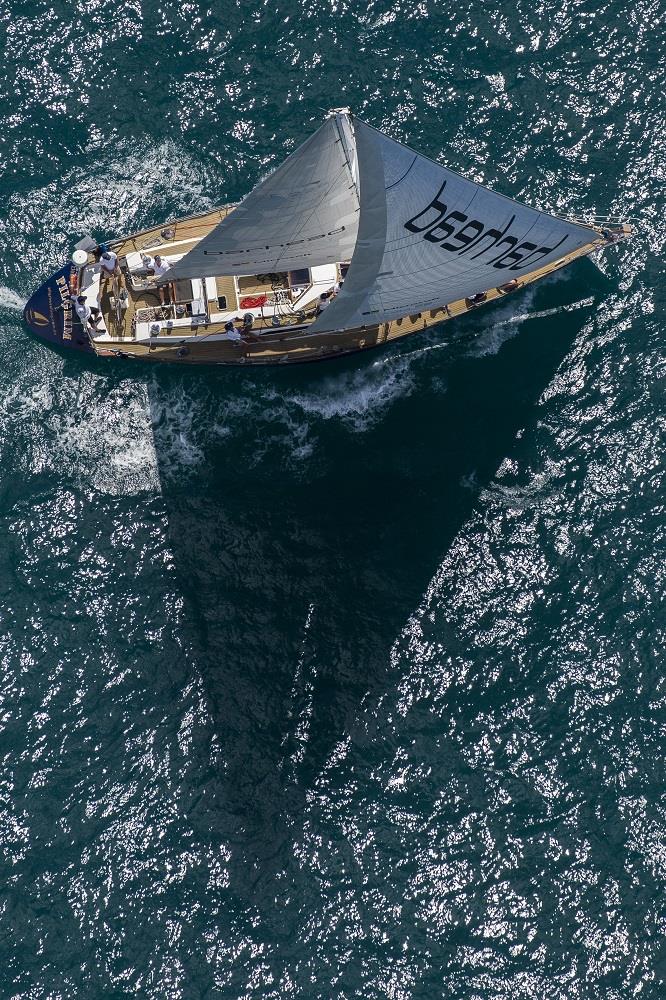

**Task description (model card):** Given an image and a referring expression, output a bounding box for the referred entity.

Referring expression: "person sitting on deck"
[152,255,174,305]
[224,321,242,341]
[465,291,488,309]
[497,278,519,295]
[315,291,331,315]
[74,295,102,334]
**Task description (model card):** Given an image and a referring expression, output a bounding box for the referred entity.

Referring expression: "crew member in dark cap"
[465,291,488,308]
[99,249,120,278]
[74,295,103,333]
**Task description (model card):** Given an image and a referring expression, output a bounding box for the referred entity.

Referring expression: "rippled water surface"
[0,1,664,996]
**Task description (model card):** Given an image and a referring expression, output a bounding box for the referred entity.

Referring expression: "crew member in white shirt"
[74,295,102,334]
[224,321,241,341]
[315,291,331,316]
[152,254,174,305]
[99,249,120,279]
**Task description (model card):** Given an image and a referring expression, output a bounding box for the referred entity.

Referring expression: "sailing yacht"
[24,110,631,365]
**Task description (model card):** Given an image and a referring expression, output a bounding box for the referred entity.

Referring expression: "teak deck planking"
[87,207,627,365]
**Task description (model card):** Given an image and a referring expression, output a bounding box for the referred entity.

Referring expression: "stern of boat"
[23,263,95,355]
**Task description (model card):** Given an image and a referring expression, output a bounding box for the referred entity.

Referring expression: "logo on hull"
[27,308,50,328]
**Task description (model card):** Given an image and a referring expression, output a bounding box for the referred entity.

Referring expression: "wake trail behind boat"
[379,296,596,367]
[490,296,595,328]
[0,286,27,312]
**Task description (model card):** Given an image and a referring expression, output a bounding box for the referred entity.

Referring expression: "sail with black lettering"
[167,112,359,281]
[25,103,631,367]
[313,118,595,332]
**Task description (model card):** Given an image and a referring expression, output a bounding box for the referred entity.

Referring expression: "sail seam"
[270,156,354,271]
[385,154,418,192]
[202,226,348,255]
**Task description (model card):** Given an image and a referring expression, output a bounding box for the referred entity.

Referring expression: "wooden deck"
[85,209,630,365]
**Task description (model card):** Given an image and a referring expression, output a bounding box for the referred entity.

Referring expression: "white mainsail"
[166,112,359,281]
[314,118,596,332]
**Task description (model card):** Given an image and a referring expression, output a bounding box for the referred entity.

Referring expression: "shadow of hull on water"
[148,262,604,914]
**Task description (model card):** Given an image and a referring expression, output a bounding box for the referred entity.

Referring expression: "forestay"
[313,119,596,332]
[166,113,359,282]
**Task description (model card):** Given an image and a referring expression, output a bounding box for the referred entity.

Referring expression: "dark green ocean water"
[0,1,664,996]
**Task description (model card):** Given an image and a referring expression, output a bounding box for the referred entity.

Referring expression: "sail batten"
[167,113,360,281]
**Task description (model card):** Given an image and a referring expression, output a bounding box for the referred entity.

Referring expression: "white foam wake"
[467,293,594,357]
[0,361,161,496]
[283,358,416,431]
[0,286,27,312]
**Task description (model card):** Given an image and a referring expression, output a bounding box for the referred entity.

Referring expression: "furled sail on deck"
[166,113,359,281]
[313,119,596,332]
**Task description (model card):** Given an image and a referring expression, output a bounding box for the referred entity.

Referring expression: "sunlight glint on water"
[0,0,663,996]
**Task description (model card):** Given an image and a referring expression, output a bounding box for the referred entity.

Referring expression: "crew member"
[224,321,241,341]
[152,254,174,305]
[74,295,102,334]
[239,313,259,342]
[99,249,120,278]
[315,292,331,315]
[465,291,488,308]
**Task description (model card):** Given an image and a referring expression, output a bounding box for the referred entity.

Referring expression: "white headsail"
[314,118,596,332]
[167,112,359,281]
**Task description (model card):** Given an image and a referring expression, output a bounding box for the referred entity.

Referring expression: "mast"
[328,107,359,206]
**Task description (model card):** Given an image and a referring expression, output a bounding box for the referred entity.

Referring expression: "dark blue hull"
[23,264,95,355]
